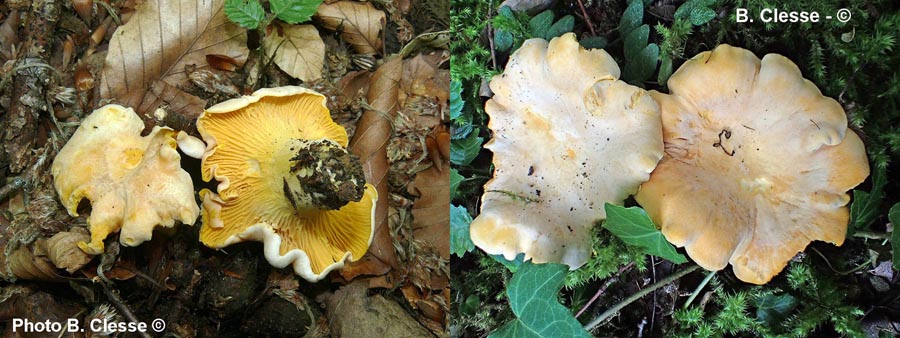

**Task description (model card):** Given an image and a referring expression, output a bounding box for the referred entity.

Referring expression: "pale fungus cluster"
[51,86,376,282]
[472,34,869,284]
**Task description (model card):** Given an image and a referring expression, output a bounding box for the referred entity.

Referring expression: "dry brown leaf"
[100,0,248,117]
[408,164,450,259]
[46,231,94,274]
[343,56,402,281]
[264,23,325,82]
[401,53,450,104]
[316,1,386,55]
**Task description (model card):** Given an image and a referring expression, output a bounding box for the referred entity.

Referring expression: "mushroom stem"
[282,139,366,212]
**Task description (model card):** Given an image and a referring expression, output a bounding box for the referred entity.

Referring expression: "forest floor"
[0,0,449,337]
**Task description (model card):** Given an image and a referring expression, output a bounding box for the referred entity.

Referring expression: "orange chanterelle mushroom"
[197,86,377,282]
[470,33,664,269]
[636,45,870,284]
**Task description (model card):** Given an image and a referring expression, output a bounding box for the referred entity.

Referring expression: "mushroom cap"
[51,104,199,254]
[197,86,377,282]
[470,33,664,269]
[635,45,870,284]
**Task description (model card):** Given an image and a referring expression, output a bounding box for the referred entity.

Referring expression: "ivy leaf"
[451,204,475,257]
[580,36,607,49]
[755,293,798,325]
[849,164,886,233]
[224,0,266,29]
[546,15,574,39]
[623,43,659,83]
[689,7,716,25]
[269,0,322,24]
[451,128,482,165]
[619,0,644,35]
[490,262,593,338]
[450,79,464,121]
[624,24,649,61]
[890,203,900,269]
[603,203,687,264]
[450,168,463,199]
[492,253,526,273]
[675,0,715,24]
[495,30,514,52]
[528,10,554,39]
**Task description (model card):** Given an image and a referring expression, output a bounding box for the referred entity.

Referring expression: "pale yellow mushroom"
[470,33,664,269]
[197,86,377,282]
[636,45,870,284]
[51,104,199,254]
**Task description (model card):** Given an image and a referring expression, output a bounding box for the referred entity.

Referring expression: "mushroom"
[51,104,200,254]
[197,86,377,282]
[469,33,664,269]
[635,45,870,284]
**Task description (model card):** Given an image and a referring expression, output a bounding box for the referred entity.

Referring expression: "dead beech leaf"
[316,1,386,55]
[100,0,248,117]
[343,56,402,281]
[264,23,325,82]
[401,53,450,104]
[408,164,450,259]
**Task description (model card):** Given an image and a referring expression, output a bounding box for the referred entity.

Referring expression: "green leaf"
[755,293,798,325]
[224,0,266,29]
[619,0,643,36]
[528,10,554,39]
[451,120,473,140]
[624,24,649,60]
[658,55,673,86]
[675,0,714,23]
[603,203,687,264]
[495,30,514,52]
[451,128,482,165]
[450,168,463,199]
[546,15,574,39]
[492,253,526,273]
[451,205,475,257]
[490,262,592,338]
[580,36,607,49]
[269,0,322,24]
[450,79,464,121]
[623,43,659,83]
[690,7,716,25]
[498,5,515,18]
[890,203,900,269]
[849,164,886,233]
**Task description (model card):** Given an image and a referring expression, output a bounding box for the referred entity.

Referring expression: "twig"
[0,177,26,202]
[575,0,596,36]
[810,246,874,275]
[852,231,889,240]
[487,0,497,70]
[575,262,634,318]
[683,270,715,309]
[99,282,152,338]
[584,265,700,331]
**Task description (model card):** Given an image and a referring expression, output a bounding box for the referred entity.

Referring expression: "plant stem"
[575,262,634,318]
[683,269,715,309]
[583,265,700,331]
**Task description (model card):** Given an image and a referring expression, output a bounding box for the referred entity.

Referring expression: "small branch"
[575,262,634,318]
[810,247,874,275]
[583,265,700,331]
[683,270,715,309]
[100,282,152,338]
[575,0,596,36]
[852,231,889,240]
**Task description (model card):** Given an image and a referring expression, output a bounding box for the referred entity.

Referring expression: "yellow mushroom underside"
[636,45,869,284]
[198,92,375,275]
